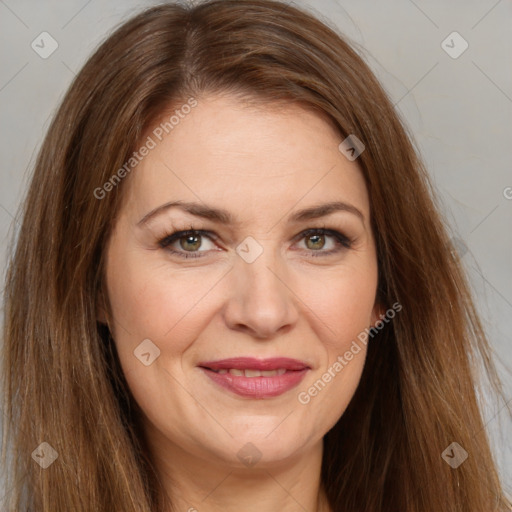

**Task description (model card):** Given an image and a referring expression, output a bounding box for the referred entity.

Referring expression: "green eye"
[298,229,352,256]
[179,234,203,252]
[159,229,215,259]
[158,228,352,259]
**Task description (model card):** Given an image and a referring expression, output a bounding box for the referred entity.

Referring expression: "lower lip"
[200,368,309,398]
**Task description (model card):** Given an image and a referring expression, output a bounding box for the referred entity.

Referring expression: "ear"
[96,305,108,325]
[370,301,386,328]
[96,285,110,325]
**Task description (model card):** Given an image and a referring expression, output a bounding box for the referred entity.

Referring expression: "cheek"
[298,260,378,347]
[306,348,367,435]
[293,262,376,425]
[104,246,230,403]
[104,254,211,421]
[105,247,219,341]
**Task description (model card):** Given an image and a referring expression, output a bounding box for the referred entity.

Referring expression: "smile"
[198,357,310,398]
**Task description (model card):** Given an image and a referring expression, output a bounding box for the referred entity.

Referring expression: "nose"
[221,244,299,340]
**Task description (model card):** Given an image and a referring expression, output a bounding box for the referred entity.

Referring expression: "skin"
[100,93,382,512]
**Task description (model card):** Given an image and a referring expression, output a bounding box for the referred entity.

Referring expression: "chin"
[199,425,316,469]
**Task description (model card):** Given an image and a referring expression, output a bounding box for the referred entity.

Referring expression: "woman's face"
[102,94,380,469]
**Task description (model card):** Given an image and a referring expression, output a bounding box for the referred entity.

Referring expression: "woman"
[2,1,510,511]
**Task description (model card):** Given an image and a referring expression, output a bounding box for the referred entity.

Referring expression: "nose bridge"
[238,238,283,293]
[222,235,298,338]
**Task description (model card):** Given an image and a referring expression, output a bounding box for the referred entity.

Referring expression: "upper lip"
[198,357,309,371]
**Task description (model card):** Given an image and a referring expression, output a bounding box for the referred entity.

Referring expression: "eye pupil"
[164,229,346,258]
[306,234,325,250]
[180,234,201,251]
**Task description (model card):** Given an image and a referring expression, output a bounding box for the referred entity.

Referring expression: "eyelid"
[158,226,353,259]
[158,229,217,251]
[291,227,352,246]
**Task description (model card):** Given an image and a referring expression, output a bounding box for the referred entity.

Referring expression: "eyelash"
[157,227,353,259]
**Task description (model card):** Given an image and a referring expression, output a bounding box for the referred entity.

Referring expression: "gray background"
[1,0,511,503]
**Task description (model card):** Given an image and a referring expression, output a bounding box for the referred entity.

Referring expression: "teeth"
[244,369,262,377]
[264,369,287,376]
[213,368,288,377]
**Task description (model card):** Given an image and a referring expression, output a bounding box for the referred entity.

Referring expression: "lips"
[198,357,310,398]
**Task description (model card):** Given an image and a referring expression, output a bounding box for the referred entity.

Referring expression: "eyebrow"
[137,199,365,227]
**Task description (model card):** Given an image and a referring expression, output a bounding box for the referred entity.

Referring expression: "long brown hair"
[2,1,510,510]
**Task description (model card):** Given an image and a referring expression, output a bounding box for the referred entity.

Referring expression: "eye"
[158,229,217,259]
[293,228,352,257]
[157,227,353,259]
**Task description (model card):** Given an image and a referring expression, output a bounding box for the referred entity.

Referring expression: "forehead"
[121,94,370,225]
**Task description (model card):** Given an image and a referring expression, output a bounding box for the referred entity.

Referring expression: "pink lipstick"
[198,357,309,398]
